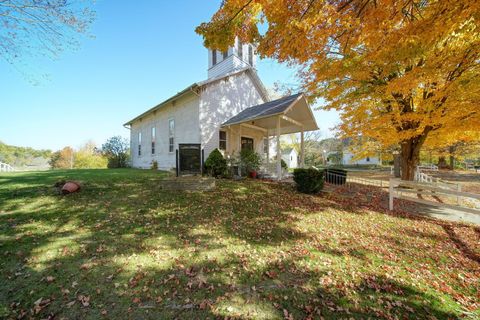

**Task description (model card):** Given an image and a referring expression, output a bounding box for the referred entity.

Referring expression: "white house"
[124,39,318,179]
[281,148,298,169]
[341,152,381,165]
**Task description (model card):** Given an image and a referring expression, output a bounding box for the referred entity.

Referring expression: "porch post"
[300,128,305,168]
[266,130,270,166]
[238,126,242,153]
[276,116,282,180]
[238,126,242,176]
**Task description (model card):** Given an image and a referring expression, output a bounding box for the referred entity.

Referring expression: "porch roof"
[221,93,319,135]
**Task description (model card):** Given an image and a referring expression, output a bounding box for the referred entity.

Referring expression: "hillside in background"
[0,141,51,170]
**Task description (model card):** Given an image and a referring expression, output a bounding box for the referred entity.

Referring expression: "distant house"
[281,148,298,168]
[124,39,318,179]
[341,152,380,165]
[340,138,381,165]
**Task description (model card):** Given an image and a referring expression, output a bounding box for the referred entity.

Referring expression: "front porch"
[221,93,318,179]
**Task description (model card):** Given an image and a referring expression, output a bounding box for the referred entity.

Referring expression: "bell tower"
[208,37,256,79]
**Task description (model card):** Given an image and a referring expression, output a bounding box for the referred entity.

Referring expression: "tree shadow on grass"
[0,172,478,319]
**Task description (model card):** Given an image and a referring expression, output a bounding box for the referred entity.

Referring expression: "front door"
[241,137,254,151]
[178,144,201,175]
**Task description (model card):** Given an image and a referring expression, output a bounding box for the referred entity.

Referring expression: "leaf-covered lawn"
[0,169,478,319]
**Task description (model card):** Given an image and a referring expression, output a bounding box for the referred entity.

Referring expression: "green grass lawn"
[0,169,478,319]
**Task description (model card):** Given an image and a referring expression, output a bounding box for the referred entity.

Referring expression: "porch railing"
[324,170,386,188]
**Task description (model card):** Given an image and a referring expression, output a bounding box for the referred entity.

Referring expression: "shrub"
[281,159,288,170]
[240,149,261,173]
[205,149,227,177]
[101,136,130,168]
[150,160,158,170]
[293,168,324,194]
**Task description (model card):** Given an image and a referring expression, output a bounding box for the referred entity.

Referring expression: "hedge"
[293,168,324,194]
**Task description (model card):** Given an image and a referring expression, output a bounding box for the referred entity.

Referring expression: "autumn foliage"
[196,0,480,179]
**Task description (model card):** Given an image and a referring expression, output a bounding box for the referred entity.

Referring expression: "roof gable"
[222,93,302,126]
[124,67,268,126]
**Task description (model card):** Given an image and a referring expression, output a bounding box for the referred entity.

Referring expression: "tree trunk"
[400,137,425,180]
[393,153,402,178]
[448,146,455,170]
[438,156,448,169]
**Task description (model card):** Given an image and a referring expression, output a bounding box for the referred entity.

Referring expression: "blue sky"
[0,1,339,151]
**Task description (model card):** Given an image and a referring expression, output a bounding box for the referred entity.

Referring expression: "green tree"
[49,147,74,169]
[73,141,107,169]
[0,141,51,167]
[101,136,129,168]
[204,149,227,177]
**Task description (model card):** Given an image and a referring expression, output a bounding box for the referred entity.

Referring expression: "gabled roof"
[123,67,269,126]
[282,147,296,155]
[222,93,302,126]
[123,84,198,127]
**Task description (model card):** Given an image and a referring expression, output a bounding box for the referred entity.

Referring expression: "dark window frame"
[151,127,156,155]
[241,137,254,151]
[169,119,175,153]
[138,132,142,156]
[219,131,227,150]
[248,45,253,66]
[238,40,243,60]
[212,49,217,65]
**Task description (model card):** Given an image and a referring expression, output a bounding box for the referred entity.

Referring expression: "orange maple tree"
[197,0,480,180]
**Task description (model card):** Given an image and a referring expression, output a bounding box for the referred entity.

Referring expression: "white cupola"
[207,37,256,79]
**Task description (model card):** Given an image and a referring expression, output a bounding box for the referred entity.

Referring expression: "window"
[238,40,243,59]
[223,50,228,59]
[219,131,227,150]
[138,132,142,156]
[212,49,217,65]
[241,137,254,151]
[151,127,156,154]
[366,157,370,162]
[248,45,253,66]
[169,119,175,153]
[263,138,268,154]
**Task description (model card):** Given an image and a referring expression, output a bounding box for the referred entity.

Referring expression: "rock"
[61,181,81,194]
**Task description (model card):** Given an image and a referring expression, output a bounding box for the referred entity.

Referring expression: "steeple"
[207,37,256,79]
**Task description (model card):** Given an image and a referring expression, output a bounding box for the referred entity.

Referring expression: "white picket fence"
[0,162,15,172]
[417,164,439,171]
[389,178,479,214]
[414,165,461,194]
[391,163,438,176]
